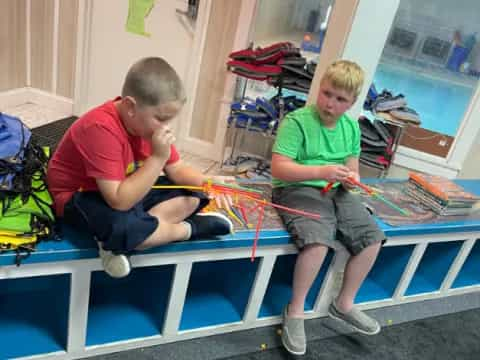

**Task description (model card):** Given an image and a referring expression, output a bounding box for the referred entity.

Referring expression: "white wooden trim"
[383,232,478,247]
[0,88,30,110]
[440,238,476,291]
[176,0,212,147]
[26,0,31,87]
[341,0,401,119]
[81,318,270,360]
[27,87,74,116]
[130,245,297,269]
[392,242,428,299]
[0,232,474,279]
[243,255,277,322]
[178,0,257,159]
[314,250,349,312]
[51,0,60,93]
[67,269,91,353]
[447,82,480,167]
[15,350,66,360]
[0,259,96,279]
[447,283,480,296]
[357,283,480,311]
[177,320,246,336]
[393,146,460,178]
[0,87,73,125]
[162,262,193,335]
[73,0,93,116]
[210,0,258,160]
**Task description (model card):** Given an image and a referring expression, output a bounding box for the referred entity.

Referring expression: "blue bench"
[1,180,480,359]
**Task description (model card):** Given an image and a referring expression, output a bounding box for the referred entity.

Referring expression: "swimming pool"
[373,63,476,136]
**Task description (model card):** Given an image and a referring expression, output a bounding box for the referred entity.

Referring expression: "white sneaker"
[97,243,131,278]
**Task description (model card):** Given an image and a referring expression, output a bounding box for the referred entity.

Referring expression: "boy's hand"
[211,193,234,211]
[322,165,351,182]
[151,126,175,161]
[208,176,235,211]
[342,172,360,190]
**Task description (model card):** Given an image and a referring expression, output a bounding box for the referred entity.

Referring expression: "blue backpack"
[0,113,32,191]
[0,113,56,265]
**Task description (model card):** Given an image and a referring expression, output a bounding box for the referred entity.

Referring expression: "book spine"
[409,173,448,201]
[405,182,445,206]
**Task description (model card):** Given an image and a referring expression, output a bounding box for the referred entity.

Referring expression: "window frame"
[311,0,480,177]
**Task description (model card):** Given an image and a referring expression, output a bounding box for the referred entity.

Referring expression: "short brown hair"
[121,57,186,106]
[322,60,365,98]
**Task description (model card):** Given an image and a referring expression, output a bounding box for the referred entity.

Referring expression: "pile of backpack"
[0,113,56,265]
[226,42,317,93]
[358,116,395,171]
[227,94,306,134]
[223,94,306,177]
[364,85,421,126]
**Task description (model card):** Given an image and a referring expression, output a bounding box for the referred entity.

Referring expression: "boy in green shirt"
[272,60,385,355]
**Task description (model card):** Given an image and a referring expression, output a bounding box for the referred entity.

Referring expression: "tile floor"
[2,102,72,129]
[179,150,220,175]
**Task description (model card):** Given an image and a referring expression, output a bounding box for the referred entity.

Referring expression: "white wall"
[458,131,480,178]
[79,0,193,115]
[342,0,401,119]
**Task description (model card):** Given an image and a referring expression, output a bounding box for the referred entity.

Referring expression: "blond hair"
[121,57,186,107]
[322,60,365,98]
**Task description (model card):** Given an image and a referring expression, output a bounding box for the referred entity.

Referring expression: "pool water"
[373,63,476,136]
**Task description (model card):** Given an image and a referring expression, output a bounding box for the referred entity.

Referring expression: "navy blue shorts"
[63,177,209,253]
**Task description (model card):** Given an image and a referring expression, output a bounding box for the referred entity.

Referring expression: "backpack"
[0,113,56,265]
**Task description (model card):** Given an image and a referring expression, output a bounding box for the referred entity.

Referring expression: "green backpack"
[0,171,54,233]
[0,115,56,264]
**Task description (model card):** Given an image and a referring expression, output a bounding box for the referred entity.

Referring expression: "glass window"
[365,1,480,157]
[238,0,335,100]
[252,0,333,51]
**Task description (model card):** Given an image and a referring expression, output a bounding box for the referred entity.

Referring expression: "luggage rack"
[221,74,306,174]
[222,42,314,178]
[221,112,277,177]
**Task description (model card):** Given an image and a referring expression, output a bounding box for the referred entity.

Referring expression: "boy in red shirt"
[48,57,233,278]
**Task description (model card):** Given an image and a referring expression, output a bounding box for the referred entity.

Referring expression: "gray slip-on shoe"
[281,306,306,355]
[328,300,381,335]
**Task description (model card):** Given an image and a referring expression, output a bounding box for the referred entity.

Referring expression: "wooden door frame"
[177,0,257,160]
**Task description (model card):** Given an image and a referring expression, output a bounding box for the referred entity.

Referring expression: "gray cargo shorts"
[272,185,386,255]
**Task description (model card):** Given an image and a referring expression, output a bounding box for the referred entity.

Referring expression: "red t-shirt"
[47,98,180,216]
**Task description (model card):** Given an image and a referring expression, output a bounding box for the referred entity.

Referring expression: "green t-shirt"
[272,105,361,188]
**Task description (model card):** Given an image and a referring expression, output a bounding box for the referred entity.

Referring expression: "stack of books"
[405,172,480,216]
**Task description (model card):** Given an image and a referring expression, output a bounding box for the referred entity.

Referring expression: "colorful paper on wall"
[125,0,155,37]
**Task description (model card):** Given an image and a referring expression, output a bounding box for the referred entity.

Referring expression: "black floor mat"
[31,116,77,150]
